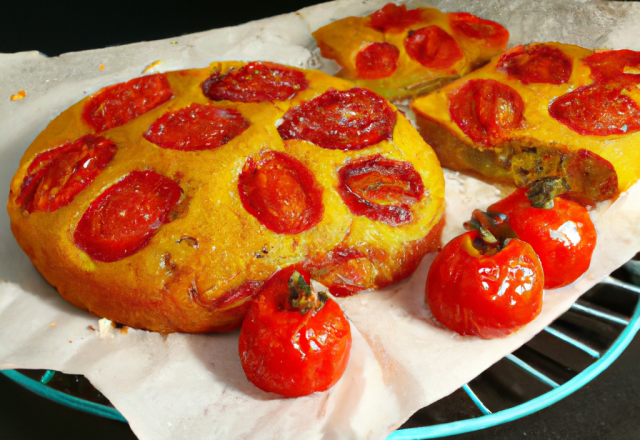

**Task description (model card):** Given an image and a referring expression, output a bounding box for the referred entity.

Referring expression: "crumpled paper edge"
[2,1,640,439]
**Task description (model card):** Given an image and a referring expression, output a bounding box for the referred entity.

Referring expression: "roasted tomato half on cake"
[426,211,544,339]
[8,61,445,333]
[313,3,508,101]
[411,42,637,203]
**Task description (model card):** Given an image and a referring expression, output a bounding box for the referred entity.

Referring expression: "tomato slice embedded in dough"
[191,280,265,311]
[366,3,422,33]
[82,74,174,133]
[449,79,525,147]
[201,62,309,103]
[497,44,573,85]
[583,49,640,83]
[238,151,324,235]
[303,247,371,297]
[144,103,250,151]
[337,155,424,226]
[74,170,183,262]
[277,88,397,150]
[404,26,464,70]
[563,149,619,202]
[16,135,117,213]
[549,82,640,136]
[355,42,400,79]
[447,12,509,48]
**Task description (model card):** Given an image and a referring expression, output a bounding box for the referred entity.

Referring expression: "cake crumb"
[10,91,26,101]
[98,318,116,339]
[142,60,162,74]
[88,325,95,331]
[50,323,56,327]
[99,64,105,70]
[120,327,129,334]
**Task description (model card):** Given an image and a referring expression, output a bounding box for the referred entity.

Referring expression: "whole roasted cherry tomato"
[239,266,352,397]
[488,182,597,289]
[426,229,544,339]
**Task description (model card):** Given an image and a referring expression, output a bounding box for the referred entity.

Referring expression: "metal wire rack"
[3,262,640,439]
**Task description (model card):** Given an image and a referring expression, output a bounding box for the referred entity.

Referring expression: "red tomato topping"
[367,3,421,33]
[239,266,351,397]
[426,230,544,339]
[448,12,509,47]
[583,49,640,83]
[278,88,397,150]
[201,62,309,103]
[143,103,250,151]
[16,135,116,213]
[564,149,619,202]
[488,187,597,289]
[191,280,265,310]
[497,44,573,85]
[238,151,324,235]
[337,155,424,226]
[328,284,365,297]
[74,170,183,262]
[404,26,464,70]
[549,82,640,136]
[304,247,371,297]
[82,75,173,133]
[355,42,400,79]
[450,79,525,147]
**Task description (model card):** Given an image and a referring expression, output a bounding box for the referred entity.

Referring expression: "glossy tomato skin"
[449,79,525,147]
[238,151,324,235]
[426,231,544,339]
[488,188,597,289]
[355,42,400,79]
[239,266,352,397]
[367,3,421,33]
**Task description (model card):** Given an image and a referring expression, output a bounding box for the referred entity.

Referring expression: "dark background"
[2,0,640,439]
[0,0,325,56]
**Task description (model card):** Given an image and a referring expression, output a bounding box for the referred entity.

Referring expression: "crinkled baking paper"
[2,1,640,439]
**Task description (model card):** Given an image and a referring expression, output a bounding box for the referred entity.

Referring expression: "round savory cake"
[8,61,445,333]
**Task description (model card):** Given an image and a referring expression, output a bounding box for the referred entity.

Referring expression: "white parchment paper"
[2,1,640,439]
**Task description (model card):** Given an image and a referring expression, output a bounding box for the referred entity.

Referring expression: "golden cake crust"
[313,4,509,102]
[8,61,445,333]
[412,42,640,202]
